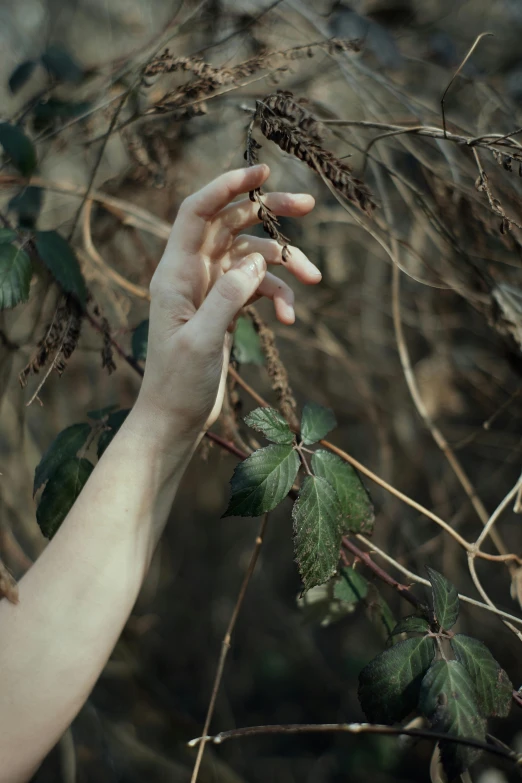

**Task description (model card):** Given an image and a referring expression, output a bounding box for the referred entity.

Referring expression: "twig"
[188,722,521,765]
[441,32,493,138]
[189,513,269,783]
[474,472,522,551]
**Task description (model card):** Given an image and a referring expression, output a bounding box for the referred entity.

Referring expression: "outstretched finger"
[217,192,315,234]
[230,235,321,284]
[250,272,296,324]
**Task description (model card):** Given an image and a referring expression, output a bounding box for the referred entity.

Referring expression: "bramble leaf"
[232,316,264,365]
[0,244,32,310]
[41,45,84,83]
[311,449,374,534]
[37,457,94,538]
[224,444,299,517]
[97,409,130,458]
[391,616,430,636]
[244,407,294,445]
[8,60,38,94]
[132,319,149,361]
[365,584,396,640]
[35,230,87,305]
[0,229,17,243]
[87,404,119,421]
[358,636,435,723]
[297,579,358,627]
[34,423,91,495]
[293,475,343,590]
[0,122,37,176]
[451,634,512,718]
[8,186,43,228]
[420,660,487,779]
[334,565,369,603]
[426,567,459,629]
[300,402,336,445]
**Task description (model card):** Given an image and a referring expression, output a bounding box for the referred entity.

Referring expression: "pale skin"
[0,164,320,782]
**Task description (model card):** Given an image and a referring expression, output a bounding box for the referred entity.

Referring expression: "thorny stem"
[187,722,522,765]
[189,513,269,783]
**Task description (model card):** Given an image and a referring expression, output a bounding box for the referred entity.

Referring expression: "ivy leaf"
[450,634,512,718]
[391,616,430,636]
[0,229,17,243]
[420,660,487,779]
[8,186,43,228]
[300,402,337,445]
[97,409,130,458]
[426,567,459,630]
[34,423,91,495]
[0,244,32,310]
[132,319,149,361]
[8,60,38,94]
[0,122,37,176]
[292,475,343,590]
[41,45,84,83]
[334,565,369,603]
[244,407,294,445]
[311,450,374,534]
[232,316,264,365]
[358,636,435,723]
[87,404,119,421]
[35,230,87,305]
[224,444,299,517]
[37,457,94,538]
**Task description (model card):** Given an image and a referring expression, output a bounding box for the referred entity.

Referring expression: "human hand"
[135,164,321,440]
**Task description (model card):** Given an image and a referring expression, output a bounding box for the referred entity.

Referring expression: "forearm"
[0,401,198,783]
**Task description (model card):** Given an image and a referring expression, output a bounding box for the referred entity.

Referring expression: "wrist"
[122,395,204,456]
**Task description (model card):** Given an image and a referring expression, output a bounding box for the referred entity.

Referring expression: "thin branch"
[441,32,494,138]
[189,513,269,783]
[474,472,522,551]
[467,554,522,643]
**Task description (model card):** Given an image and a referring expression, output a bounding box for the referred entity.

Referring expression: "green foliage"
[293,475,342,589]
[8,60,37,94]
[8,186,43,228]
[232,316,264,365]
[420,660,487,780]
[334,566,369,603]
[243,407,294,444]
[391,616,430,636]
[365,585,396,640]
[300,401,336,445]
[0,122,37,176]
[37,458,94,538]
[87,404,119,421]
[224,444,300,517]
[297,580,358,626]
[0,243,32,310]
[35,230,87,305]
[41,45,84,83]
[34,422,91,494]
[451,634,512,718]
[132,319,149,361]
[311,450,374,534]
[0,229,17,243]
[33,99,91,129]
[426,567,459,630]
[97,409,130,457]
[358,636,435,723]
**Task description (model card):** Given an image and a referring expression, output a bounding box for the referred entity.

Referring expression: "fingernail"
[242,253,265,276]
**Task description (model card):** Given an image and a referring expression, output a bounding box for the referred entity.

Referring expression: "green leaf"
[311,450,374,534]
[8,186,43,228]
[37,457,94,538]
[420,660,487,779]
[0,122,37,176]
[87,404,119,421]
[244,407,294,445]
[224,444,299,517]
[451,634,512,718]
[0,244,32,310]
[297,579,358,627]
[365,584,396,640]
[33,99,91,128]
[300,402,336,445]
[334,566,369,603]
[391,616,430,636]
[97,409,130,458]
[0,229,17,244]
[8,60,38,94]
[358,636,435,723]
[34,423,91,495]
[131,319,149,361]
[426,567,459,630]
[41,45,84,83]
[232,316,264,365]
[293,475,343,590]
[35,230,87,305]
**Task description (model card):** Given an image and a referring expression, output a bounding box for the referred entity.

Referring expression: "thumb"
[191,253,266,342]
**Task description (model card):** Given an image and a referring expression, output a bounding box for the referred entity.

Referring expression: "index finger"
[168,164,270,256]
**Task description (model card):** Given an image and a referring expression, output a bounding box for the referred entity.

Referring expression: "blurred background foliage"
[1,0,522,780]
